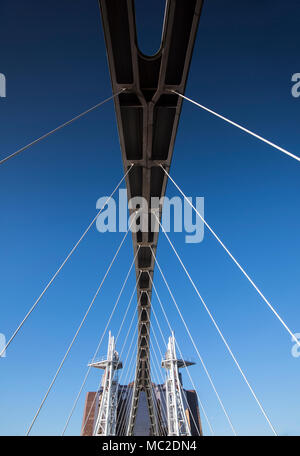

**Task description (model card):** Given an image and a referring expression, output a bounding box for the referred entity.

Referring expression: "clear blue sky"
[0,0,300,436]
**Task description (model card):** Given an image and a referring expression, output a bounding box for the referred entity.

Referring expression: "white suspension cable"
[119,364,136,435]
[154,214,277,435]
[144,308,169,430]
[172,90,300,163]
[178,381,201,436]
[124,313,162,436]
[145,307,164,360]
[115,271,141,344]
[148,348,168,433]
[150,301,167,347]
[113,326,138,434]
[115,295,142,419]
[0,164,134,358]
[145,314,170,431]
[117,331,139,434]
[147,302,197,434]
[118,358,136,435]
[61,265,140,436]
[147,354,165,432]
[135,320,166,436]
[148,275,214,436]
[150,247,237,436]
[26,224,132,436]
[100,301,140,436]
[118,340,138,428]
[0,89,126,166]
[159,165,300,350]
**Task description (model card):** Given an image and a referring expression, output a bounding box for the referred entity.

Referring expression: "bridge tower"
[162,332,194,436]
[89,332,122,436]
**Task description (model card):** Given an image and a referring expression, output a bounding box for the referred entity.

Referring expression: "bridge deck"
[99,0,203,435]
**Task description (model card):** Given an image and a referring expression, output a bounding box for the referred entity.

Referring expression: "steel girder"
[98,0,203,435]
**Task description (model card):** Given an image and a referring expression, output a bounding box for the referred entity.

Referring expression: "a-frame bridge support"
[89,332,122,436]
[98,0,203,435]
[162,332,194,436]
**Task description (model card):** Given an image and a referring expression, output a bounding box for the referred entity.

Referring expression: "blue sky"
[0,0,300,436]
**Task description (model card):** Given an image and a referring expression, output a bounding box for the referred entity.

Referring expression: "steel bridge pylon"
[162,332,194,436]
[89,332,122,436]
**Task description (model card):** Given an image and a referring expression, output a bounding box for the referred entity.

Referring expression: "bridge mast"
[89,332,122,436]
[162,333,194,436]
[98,0,203,435]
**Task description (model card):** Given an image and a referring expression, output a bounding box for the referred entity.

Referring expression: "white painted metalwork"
[162,332,192,436]
[90,332,122,436]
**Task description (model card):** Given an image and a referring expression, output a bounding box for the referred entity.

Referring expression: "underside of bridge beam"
[99,0,203,435]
